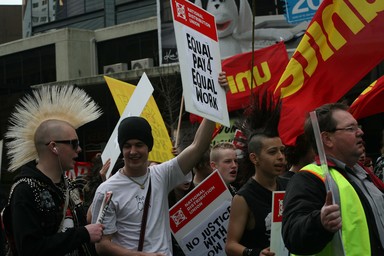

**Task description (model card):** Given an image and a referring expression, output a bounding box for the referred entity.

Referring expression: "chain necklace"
[122,168,149,189]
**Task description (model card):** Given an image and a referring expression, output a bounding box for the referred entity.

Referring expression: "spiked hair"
[234,92,282,185]
[5,85,102,171]
[237,92,281,140]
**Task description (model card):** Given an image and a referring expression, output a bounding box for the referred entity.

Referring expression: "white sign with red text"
[169,170,232,256]
[270,191,289,255]
[171,0,229,127]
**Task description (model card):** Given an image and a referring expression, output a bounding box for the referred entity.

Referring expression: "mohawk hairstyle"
[5,85,102,172]
[236,92,281,140]
[234,92,282,186]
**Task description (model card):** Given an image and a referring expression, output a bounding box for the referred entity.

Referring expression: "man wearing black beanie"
[91,72,229,256]
[117,116,154,152]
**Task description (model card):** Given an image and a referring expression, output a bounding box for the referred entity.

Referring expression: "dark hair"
[285,134,312,166]
[304,102,349,153]
[234,92,282,186]
[118,116,153,151]
[194,148,211,170]
[83,155,104,211]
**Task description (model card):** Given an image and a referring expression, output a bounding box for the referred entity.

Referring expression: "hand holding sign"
[96,191,113,224]
[320,191,342,233]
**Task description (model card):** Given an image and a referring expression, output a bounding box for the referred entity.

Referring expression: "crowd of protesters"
[1,75,384,256]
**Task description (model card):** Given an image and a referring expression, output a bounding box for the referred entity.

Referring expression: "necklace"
[122,168,149,189]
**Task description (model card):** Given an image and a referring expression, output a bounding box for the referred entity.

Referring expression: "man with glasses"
[2,86,104,256]
[281,102,384,255]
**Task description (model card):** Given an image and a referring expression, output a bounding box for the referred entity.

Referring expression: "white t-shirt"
[92,157,189,255]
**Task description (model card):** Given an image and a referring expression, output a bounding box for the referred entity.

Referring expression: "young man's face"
[122,139,149,171]
[211,148,238,185]
[254,137,286,177]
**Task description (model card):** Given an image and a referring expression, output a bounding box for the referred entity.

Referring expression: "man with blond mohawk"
[1,85,104,256]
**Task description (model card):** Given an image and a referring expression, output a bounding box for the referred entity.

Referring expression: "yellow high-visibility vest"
[291,164,370,256]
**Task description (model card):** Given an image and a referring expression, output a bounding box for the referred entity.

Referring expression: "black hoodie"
[5,161,95,256]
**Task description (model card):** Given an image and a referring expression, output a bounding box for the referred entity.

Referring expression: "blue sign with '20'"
[284,0,323,24]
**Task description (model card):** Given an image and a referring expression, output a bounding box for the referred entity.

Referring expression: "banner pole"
[174,96,184,149]
[310,110,346,255]
[309,111,330,190]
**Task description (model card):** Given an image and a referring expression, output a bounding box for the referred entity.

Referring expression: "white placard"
[170,170,232,256]
[101,72,154,178]
[270,191,289,255]
[171,0,229,127]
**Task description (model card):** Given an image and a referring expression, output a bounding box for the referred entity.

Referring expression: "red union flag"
[223,42,289,112]
[274,0,384,146]
[349,76,384,120]
[189,42,288,122]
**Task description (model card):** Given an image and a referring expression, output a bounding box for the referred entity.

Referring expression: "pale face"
[211,148,238,185]
[326,110,364,167]
[122,139,149,174]
[54,126,81,171]
[252,137,286,178]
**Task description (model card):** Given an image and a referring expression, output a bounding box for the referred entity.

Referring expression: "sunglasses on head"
[45,139,80,150]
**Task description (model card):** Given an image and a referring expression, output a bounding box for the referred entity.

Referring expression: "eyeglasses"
[331,125,362,133]
[45,139,80,150]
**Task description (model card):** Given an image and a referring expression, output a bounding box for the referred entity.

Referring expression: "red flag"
[223,42,289,112]
[349,76,384,120]
[274,0,384,146]
[190,42,288,122]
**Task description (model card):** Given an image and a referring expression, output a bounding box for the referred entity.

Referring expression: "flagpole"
[250,0,256,97]
[174,96,184,149]
[310,111,346,255]
[309,111,330,190]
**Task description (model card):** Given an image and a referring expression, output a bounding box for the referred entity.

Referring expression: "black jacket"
[5,162,94,256]
[282,162,384,255]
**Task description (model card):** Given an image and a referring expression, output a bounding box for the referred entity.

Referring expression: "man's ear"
[47,141,58,155]
[210,161,216,170]
[321,131,333,149]
[249,152,259,165]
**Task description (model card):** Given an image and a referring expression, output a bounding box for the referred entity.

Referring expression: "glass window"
[67,0,85,16]
[85,0,104,12]
[97,31,158,73]
[0,45,56,92]
[31,0,49,26]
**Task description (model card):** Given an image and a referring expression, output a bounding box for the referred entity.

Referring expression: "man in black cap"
[91,73,229,256]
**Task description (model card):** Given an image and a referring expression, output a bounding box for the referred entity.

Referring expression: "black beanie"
[118,116,154,151]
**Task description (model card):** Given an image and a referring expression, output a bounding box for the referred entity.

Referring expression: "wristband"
[242,248,254,256]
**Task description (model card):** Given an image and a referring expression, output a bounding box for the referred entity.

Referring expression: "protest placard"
[96,191,113,224]
[270,191,289,255]
[171,0,229,127]
[105,76,174,164]
[101,72,154,178]
[169,170,232,256]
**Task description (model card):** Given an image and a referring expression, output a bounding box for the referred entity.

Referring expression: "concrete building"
[0,0,291,164]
